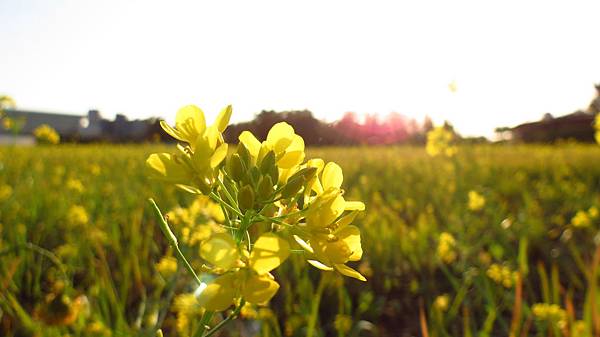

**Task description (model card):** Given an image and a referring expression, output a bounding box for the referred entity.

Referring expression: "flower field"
[1,144,600,337]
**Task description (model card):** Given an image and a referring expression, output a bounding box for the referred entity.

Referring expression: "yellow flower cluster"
[467,190,485,212]
[571,206,598,228]
[146,105,366,313]
[437,232,457,264]
[486,263,517,288]
[532,303,567,327]
[426,126,457,157]
[34,124,60,145]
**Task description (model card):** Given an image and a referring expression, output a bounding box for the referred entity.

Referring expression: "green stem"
[149,199,202,286]
[306,274,328,337]
[203,299,246,337]
[209,192,244,218]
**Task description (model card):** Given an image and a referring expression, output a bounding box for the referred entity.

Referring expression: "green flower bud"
[260,151,276,174]
[238,185,255,212]
[258,175,274,200]
[280,176,304,199]
[288,167,318,183]
[228,154,245,182]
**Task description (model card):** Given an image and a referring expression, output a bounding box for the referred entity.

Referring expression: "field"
[1,144,600,337]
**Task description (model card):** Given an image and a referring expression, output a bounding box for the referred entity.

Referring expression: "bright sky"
[1,0,599,137]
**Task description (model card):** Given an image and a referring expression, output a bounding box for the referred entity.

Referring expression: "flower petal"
[249,233,290,275]
[175,105,206,143]
[345,201,365,211]
[334,264,366,281]
[307,259,334,271]
[338,225,362,261]
[214,105,232,132]
[293,235,314,254]
[266,122,295,154]
[199,233,239,270]
[197,273,237,311]
[146,153,191,183]
[322,162,343,190]
[210,143,228,169]
[242,273,280,304]
[239,131,262,159]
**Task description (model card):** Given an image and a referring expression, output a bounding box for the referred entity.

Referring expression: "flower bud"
[238,185,255,212]
[228,154,245,182]
[258,175,274,200]
[288,167,318,183]
[280,176,304,199]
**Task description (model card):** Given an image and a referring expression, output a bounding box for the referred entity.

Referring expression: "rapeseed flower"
[486,263,517,288]
[66,205,89,227]
[434,294,450,312]
[146,105,231,193]
[437,232,457,264]
[293,161,366,281]
[197,232,290,310]
[532,303,567,328]
[467,190,485,211]
[34,124,60,144]
[0,184,12,202]
[426,126,457,157]
[238,122,305,182]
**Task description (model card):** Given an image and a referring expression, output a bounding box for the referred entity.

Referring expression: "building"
[509,111,597,143]
[0,109,158,144]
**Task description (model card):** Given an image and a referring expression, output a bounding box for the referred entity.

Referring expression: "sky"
[1,0,599,138]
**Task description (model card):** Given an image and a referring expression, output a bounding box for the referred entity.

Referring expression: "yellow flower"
[486,263,516,288]
[66,205,89,227]
[155,256,178,278]
[2,117,13,130]
[292,161,366,281]
[0,184,12,202]
[426,126,457,157]
[532,303,566,327]
[196,232,290,311]
[467,190,485,211]
[571,210,591,228]
[146,105,231,193]
[239,122,305,181]
[66,178,84,193]
[437,232,457,264]
[434,294,450,312]
[33,124,60,144]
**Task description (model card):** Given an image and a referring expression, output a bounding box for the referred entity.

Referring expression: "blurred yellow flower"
[2,117,14,130]
[486,263,517,288]
[571,210,592,228]
[34,124,60,144]
[66,205,89,227]
[434,294,450,312]
[467,190,485,211]
[156,256,178,278]
[66,178,85,193]
[532,303,567,327]
[426,126,457,157]
[437,232,457,264]
[0,184,13,202]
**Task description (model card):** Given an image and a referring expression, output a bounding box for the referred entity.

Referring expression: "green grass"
[1,144,600,337]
